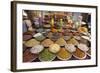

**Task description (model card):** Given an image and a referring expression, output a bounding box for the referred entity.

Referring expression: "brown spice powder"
[73,48,86,59]
[23,49,38,62]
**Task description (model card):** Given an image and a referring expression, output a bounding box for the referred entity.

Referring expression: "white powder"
[33,33,42,37]
[65,44,76,53]
[77,43,89,52]
[30,45,44,54]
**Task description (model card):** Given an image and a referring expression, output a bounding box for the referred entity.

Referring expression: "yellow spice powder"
[67,38,79,45]
[57,48,71,60]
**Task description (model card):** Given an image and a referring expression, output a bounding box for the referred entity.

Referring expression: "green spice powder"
[39,49,56,61]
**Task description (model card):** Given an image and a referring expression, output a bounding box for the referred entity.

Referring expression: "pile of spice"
[41,39,54,47]
[55,38,67,46]
[49,44,60,53]
[73,48,86,59]
[39,49,56,61]
[57,48,72,60]
[65,44,76,53]
[23,49,38,62]
[67,38,79,45]
[30,45,44,54]
[33,33,45,41]
[24,39,40,47]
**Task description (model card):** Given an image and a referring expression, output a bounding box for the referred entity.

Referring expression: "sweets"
[49,44,60,53]
[57,48,72,60]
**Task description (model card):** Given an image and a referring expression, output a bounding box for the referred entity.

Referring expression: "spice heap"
[49,44,60,53]
[30,45,44,54]
[57,48,72,60]
[55,38,67,46]
[23,49,38,62]
[33,33,45,41]
[39,49,56,61]
[41,39,54,47]
[24,39,40,47]
[67,38,79,45]
[65,44,76,53]
[73,48,86,59]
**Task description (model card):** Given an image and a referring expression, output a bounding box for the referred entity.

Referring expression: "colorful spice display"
[23,10,91,62]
